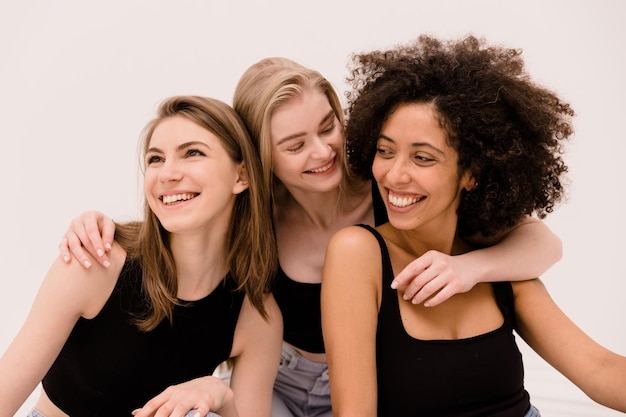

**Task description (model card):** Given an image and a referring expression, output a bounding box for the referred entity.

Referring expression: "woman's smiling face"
[372,102,472,233]
[143,115,248,235]
[269,88,344,194]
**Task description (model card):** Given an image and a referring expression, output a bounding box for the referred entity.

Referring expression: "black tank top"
[272,181,388,354]
[361,225,531,416]
[272,266,325,353]
[42,259,244,416]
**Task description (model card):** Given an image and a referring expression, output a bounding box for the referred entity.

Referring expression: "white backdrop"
[1,1,624,416]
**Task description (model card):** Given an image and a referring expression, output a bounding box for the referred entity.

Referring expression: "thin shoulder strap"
[355,224,394,287]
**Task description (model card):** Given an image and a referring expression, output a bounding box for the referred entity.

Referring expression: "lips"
[387,191,425,208]
[305,157,335,174]
[161,193,198,205]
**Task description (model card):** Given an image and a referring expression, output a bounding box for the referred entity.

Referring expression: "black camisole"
[42,258,244,416]
[361,224,531,416]
[272,180,388,354]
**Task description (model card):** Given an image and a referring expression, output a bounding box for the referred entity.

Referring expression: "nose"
[158,159,183,182]
[386,158,411,185]
[311,136,332,160]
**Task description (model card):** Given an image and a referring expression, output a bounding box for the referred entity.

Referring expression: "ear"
[232,162,250,195]
[462,172,478,192]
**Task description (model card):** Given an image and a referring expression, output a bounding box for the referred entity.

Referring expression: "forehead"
[149,115,220,148]
[270,89,333,137]
[381,103,447,146]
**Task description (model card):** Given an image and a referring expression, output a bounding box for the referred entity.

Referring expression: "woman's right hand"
[132,376,236,417]
[59,210,116,269]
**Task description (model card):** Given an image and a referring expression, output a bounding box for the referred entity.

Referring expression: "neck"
[278,183,372,230]
[384,219,461,258]
[275,183,345,228]
[169,231,229,300]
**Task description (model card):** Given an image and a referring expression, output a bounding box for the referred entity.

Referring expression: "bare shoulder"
[510,278,559,327]
[323,225,382,295]
[511,278,550,299]
[326,225,380,255]
[43,243,127,318]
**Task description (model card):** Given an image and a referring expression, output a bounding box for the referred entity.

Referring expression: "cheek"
[143,172,156,194]
[329,130,346,148]
[272,153,303,179]
[371,158,385,182]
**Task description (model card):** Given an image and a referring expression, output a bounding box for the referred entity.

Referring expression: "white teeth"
[162,193,196,205]
[308,159,334,173]
[388,193,421,208]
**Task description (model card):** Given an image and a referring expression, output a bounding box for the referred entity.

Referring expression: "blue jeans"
[524,404,541,417]
[272,343,332,417]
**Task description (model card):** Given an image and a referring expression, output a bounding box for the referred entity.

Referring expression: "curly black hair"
[345,35,573,237]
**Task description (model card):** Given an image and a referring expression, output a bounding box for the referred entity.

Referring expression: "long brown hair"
[116,96,277,331]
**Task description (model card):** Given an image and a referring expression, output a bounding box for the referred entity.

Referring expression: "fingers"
[58,237,73,264]
[100,214,116,253]
[391,255,429,290]
[403,269,445,306]
[421,285,458,308]
[59,211,113,269]
[392,250,473,307]
[133,382,214,417]
[84,212,113,267]
[64,229,95,269]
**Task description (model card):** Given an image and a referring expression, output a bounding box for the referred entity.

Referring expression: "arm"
[228,294,283,417]
[0,246,124,417]
[393,216,562,307]
[134,294,283,417]
[513,279,626,412]
[321,226,381,417]
[59,210,117,268]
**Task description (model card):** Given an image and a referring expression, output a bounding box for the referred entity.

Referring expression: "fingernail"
[390,281,398,289]
[63,255,70,263]
[97,249,104,257]
[83,260,92,268]
[103,260,111,268]
[105,243,112,250]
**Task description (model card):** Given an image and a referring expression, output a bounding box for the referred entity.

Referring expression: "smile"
[388,191,424,208]
[161,193,198,205]
[306,158,335,173]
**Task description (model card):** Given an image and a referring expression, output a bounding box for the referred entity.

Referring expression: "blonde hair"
[233,57,368,207]
[116,96,277,331]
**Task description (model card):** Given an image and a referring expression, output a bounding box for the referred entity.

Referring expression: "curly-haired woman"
[322,35,626,416]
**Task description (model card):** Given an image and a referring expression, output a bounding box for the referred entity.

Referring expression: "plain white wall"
[1,1,624,416]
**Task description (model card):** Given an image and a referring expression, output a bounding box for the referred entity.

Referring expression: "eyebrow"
[378,135,445,156]
[275,110,335,146]
[147,140,211,154]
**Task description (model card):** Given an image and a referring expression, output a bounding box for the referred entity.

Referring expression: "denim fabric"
[272,343,332,417]
[182,411,220,417]
[524,404,541,417]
